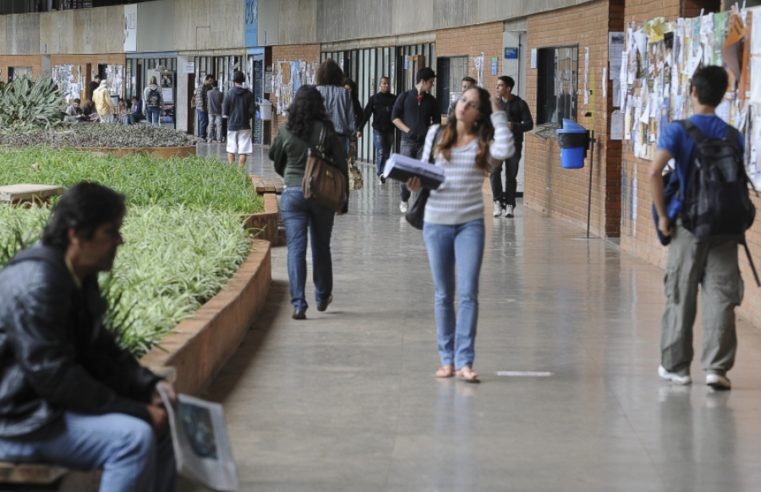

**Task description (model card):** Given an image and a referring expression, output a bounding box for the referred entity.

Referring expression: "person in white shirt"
[406,87,514,382]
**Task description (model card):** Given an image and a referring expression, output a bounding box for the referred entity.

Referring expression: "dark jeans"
[280,187,336,312]
[373,130,394,176]
[399,138,424,202]
[197,109,208,138]
[490,145,522,207]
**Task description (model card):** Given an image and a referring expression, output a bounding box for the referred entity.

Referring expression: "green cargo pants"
[661,223,743,376]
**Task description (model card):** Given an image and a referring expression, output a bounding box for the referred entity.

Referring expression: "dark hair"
[233,71,245,84]
[380,76,390,83]
[462,76,476,85]
[42,182,126,251]
[73,98,80,104]
[316,59,344,86]
[690,65,727,107]
[498,75,515,89]
[286,85,332,139]
[416,67,436,83]
[343,78,357,94]
[212,80,218,88]
[436,87,495,172]
[205,74,214,82]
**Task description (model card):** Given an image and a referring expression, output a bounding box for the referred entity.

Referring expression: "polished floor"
[190,143,761,491]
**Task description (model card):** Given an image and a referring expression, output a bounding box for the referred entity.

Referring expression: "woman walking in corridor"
[407,87,513,382]
[269,85,348,320]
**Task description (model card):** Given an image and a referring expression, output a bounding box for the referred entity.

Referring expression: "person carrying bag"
[269,86,348,320]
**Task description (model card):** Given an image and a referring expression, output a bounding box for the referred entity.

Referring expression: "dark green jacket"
[269,120,349,198]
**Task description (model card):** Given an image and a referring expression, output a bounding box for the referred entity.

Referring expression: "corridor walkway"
[192,144,761,491]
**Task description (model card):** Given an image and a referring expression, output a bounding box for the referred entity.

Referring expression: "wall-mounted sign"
[244,0,258,48]
[123,4,137,52]
[504,47,519,59]
[491,57,498,75]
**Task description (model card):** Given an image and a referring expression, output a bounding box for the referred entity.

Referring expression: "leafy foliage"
[0,124,198,148]
[0,77,64,132]
[0,148,263,215]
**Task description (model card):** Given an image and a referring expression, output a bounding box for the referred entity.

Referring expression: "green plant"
[0,148,263,215]
[0,124,198,148]
[0,77,64,132]
[0,205,48,265]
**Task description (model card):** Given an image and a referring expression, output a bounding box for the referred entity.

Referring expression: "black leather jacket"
[0,245,160,437]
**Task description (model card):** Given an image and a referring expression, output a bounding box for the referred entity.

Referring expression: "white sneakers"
[706,372,732,390]
[399,201,408,213]
[658,366,732,390]
[658,365,692,385]
[505,205,515,218]
[492,201,502,217]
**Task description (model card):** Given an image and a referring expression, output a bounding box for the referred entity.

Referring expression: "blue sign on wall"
[244,0,258,47]
[504,47,519,59]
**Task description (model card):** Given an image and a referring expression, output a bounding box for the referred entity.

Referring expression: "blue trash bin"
[556,120,589,170]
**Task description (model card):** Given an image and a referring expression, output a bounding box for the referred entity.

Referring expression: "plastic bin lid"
[562,118,585,130]
[556,127,587,134]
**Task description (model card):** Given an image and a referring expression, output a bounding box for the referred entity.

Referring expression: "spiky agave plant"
[0,76,64,133]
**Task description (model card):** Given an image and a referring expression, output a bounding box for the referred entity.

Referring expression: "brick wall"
[524,0,622,238]
[436,22,504,95]
[619,0,761,329]
[0,55,43,80]
[270,44,321,141]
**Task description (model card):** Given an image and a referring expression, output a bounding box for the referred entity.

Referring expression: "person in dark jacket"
[362,76,397,182]
[207,80,224,143]
[490,75,533,218]
[269,85,348,320]
[0,182,176,492]
[316,59,355,155]
[222,70,256,167]
[391,67,438,213]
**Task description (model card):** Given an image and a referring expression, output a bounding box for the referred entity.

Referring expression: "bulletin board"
[619,6,761,186]
[273,60,316,115]
[52,64,83,102]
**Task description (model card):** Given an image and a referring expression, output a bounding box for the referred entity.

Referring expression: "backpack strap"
[428,126,444,164]
[679,119,707,145]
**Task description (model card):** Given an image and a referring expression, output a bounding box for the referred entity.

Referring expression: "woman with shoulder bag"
[406,87,514,382]
[269,85,349,320]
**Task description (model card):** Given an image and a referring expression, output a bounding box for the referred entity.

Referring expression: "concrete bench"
[250,175,284,195]
[0,462,67,488]
[0,184,64,205]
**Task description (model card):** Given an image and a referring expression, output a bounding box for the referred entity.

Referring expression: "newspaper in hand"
[382,153,446,190]
[158,384,240,492]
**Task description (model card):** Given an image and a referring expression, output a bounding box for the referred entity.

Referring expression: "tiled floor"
[186,143,761,491]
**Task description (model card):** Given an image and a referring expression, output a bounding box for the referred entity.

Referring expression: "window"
[436,56,468,116]
[536,46,578,126]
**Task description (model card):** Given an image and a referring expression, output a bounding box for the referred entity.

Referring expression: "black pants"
[490,146,522,207]
[399,139,424,202]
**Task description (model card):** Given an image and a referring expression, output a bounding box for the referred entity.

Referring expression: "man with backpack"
[648,65,754,391]
[143,76,163,127]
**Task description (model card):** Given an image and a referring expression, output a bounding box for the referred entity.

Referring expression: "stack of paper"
[382,153,446,189]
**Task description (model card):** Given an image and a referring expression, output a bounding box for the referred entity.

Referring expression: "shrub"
[0,77,63,132]
[0,124,198,148]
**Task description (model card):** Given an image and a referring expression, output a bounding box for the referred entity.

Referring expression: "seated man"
[65,98,82,117]
[129,96,144,125]
[0,182,176,492]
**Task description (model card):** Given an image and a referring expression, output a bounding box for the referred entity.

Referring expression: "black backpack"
[679,120,759,285]
[147,88,161,108]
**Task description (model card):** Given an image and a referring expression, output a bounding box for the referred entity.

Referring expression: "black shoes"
[292,308,306,320]
[317,295,333,312]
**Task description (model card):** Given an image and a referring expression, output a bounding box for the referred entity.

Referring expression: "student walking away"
[362,76,397,183]
[193,75,213,139]
[269,85,348,320]
[649,66,755,391]
[143,76,163,127]
[490,76,532,218]
[93,80,114,124]
[0,182,177,492]
[315,59,356,156]
[406,87,514,382]
[392,67,438,213]
[207,80,224,143]
[222,70,256,168]
[343,78,364,190]
[447,76,476,115]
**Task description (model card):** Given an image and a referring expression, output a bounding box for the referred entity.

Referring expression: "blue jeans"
[280,187,336,312]
[373,130,393,176]
[0,412,176,492]
[197,109,208,138]
[423,219,485,369]
[399,139,424,202]
[146,107,160,127]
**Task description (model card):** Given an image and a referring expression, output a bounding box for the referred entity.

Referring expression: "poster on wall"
[123,4,137,52]
[52,64,82,102]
